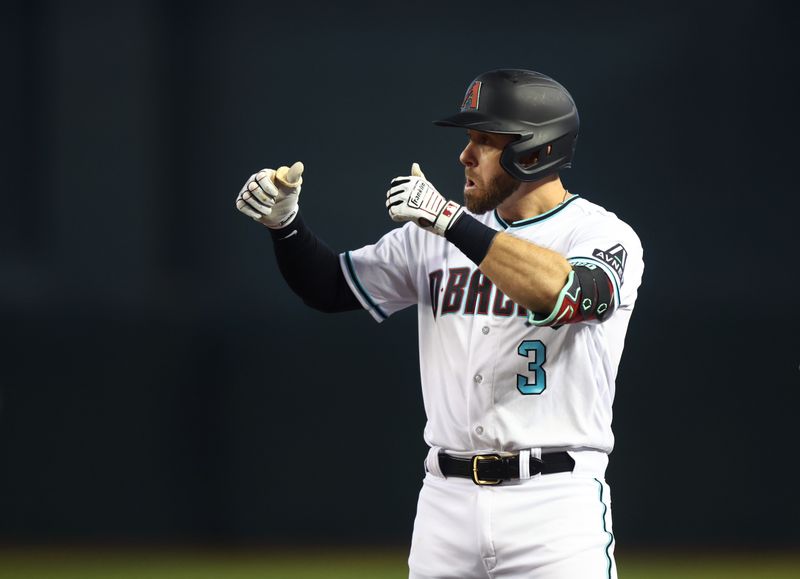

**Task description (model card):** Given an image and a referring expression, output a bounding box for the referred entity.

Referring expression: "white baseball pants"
[408,470,617,579]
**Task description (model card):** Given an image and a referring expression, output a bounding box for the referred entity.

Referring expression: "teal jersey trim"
[344,252,388,321]
[595,478,616,579]
[493,195,580,229]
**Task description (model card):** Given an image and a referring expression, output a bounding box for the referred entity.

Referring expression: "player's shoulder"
[570,197,641,245]
[570,196,628,225]
[568,196,644,295]
[379,220,443,251]
[381,221,421,241]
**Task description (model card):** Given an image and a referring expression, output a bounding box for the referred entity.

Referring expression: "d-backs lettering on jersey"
[429,267,528,319]
[340,196,644,455]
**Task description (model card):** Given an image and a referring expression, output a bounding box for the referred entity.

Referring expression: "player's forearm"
[444,214,571,314]
[269,213,360,313]
[479,232,571,314]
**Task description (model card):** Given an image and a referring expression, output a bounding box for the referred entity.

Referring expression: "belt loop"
[518,449,531,479]
[425,446,445,478]
[529,447,543,478]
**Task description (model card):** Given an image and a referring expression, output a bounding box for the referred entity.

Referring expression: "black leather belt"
[439,451,575,485]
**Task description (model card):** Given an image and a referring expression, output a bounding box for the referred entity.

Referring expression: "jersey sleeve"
[339,223,418,322]
[565,214,644,311]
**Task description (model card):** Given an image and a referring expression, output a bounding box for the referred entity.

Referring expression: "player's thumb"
[276,161,304,187]
[411,162,426,179]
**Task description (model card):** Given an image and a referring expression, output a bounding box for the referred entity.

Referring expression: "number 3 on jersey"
[517,340,547,395]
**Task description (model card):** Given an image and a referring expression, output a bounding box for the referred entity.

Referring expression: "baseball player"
[236,69,643,579]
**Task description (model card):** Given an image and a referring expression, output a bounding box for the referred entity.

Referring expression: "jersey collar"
[493,195,580,229]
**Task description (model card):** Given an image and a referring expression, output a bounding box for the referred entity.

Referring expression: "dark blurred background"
[1,0,798,552]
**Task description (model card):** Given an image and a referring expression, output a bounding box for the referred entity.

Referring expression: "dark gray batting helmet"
[434,69,579,182]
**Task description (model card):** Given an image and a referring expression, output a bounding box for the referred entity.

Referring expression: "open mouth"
[465,177,476,191]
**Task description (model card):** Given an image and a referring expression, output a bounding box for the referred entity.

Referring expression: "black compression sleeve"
[268,214,361,313]
[444,213,500,265]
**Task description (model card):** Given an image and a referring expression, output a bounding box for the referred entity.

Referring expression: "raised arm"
[235,163,359,313]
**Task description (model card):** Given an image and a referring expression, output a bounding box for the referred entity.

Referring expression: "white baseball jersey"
[340,195,643,455]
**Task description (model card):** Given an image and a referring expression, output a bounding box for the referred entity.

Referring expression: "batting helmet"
[434,69,579,182]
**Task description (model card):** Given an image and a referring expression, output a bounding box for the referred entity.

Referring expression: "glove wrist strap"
[432,201,464,236]
[265,206,299,230]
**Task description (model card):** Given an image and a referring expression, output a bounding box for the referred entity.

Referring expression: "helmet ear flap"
[500,134,533,181]
[500,132,578,182]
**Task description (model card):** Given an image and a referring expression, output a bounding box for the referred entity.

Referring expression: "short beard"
[464,171,521,214]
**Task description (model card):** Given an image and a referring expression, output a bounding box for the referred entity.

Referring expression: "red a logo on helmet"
[461,81,482,111]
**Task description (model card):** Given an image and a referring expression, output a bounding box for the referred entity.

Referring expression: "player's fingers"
[236,197,263,220]
[255,169,281,200]
[242,190,274,214]
[391,177,411,187]
[388,207,407,222]
[238,169,274,205]
[411,162,426,179]
[386,184,408,201]
[237,174,257,199]
[241,173,257,188]
[247,179,274,205]
[386,182,408,204]
[386,195,405,209]
[248,179,277,206]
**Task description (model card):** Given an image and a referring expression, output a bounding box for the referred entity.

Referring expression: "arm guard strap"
[527,263,616,327]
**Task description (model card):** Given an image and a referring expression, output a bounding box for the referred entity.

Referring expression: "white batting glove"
[235,161,304,229]
[386,163,464,236]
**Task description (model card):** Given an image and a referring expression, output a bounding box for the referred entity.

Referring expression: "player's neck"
[495,174,569,224]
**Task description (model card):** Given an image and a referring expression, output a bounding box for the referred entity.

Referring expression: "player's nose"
[459,142,477,167]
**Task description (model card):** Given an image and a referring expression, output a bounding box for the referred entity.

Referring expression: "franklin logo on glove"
[410,181,428,209]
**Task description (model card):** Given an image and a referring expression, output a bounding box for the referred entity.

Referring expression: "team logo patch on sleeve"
[592,244,627,282]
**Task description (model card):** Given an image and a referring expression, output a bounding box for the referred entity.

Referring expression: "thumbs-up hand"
[236,161,305,229]
[385,162,463,236]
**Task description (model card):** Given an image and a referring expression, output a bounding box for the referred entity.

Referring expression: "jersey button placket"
[472,373,485,441]
[470,320,495,446]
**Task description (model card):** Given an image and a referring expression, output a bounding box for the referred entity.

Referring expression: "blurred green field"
[0,548,798,578]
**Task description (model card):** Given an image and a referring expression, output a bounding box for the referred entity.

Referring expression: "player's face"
[459,130,520,214]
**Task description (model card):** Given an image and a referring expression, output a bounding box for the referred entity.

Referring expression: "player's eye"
[468,133,486,145]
